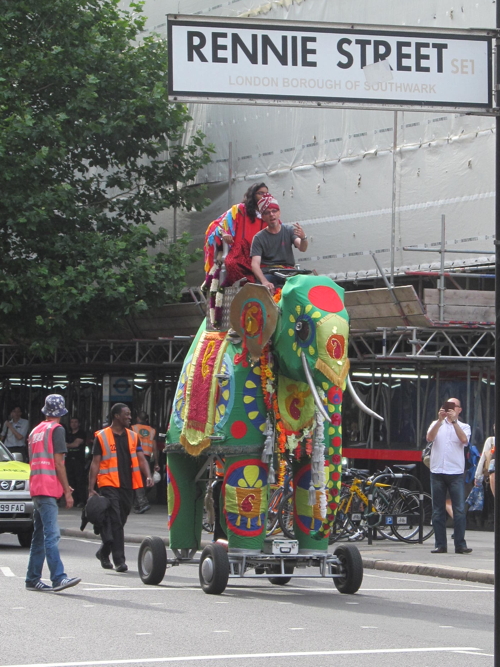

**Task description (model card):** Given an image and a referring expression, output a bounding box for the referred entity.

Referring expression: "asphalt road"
[0,532,494,667]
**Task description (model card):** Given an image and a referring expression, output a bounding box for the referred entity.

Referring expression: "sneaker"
[53,577,81,592]
[115,563,128,573]
[133,504,151,514]
[26,580,53,592]
[96,548,113,570]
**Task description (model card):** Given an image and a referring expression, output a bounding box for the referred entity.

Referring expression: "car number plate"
[0,502,26,513]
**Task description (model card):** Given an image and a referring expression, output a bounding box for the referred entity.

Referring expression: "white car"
[0,440,34,547]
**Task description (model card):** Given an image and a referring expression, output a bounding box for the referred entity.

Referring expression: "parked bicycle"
[331,465,433,544]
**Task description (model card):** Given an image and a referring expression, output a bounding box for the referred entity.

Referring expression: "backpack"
[464,444,480,484]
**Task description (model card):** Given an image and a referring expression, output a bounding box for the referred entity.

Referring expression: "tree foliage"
[0,0,213,351]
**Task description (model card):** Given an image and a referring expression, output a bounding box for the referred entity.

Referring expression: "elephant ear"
[229,284,279,362]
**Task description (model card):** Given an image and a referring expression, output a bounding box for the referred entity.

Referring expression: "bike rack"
[365,472,425,545]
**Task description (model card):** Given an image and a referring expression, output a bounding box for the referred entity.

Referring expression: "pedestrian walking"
[25,394,81,592]
[426,397,472,554]
[65,417,87,508]
[88,403,154,572]
[131,411,159,513]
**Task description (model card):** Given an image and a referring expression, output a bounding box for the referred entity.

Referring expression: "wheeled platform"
[138,536,363,596]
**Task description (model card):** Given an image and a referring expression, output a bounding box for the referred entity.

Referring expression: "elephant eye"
[295,320,310,342]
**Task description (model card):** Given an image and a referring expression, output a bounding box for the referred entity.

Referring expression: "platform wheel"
[199,543,230,595]
[138,536,167,585]
[333,543,363,594]
[268,561,294,586]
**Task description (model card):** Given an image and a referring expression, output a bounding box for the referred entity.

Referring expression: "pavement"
[58,504,495,585]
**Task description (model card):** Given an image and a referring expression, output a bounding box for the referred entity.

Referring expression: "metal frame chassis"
[226,551,343,580]
[163,548,345,580]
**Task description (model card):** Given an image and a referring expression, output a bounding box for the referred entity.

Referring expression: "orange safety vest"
[96,427,143,490]
[215,457,225,478]
[131,424,156,457]
[29,421,64,498]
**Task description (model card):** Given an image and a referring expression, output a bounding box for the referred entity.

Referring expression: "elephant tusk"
[300,352,332,423]
[346,375,384,422]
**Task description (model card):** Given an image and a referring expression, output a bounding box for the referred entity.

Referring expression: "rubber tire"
[268,561,294,586]
[17,530,33,548]
[138,536,167,585]
[199,543,230,595]
[333,544,364,594]
[277,491,295,539]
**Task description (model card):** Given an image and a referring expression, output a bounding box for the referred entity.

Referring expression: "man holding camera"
[426,397,472,554]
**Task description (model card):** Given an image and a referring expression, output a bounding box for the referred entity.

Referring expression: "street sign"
[168,15,495,114]
[109,377,133,403]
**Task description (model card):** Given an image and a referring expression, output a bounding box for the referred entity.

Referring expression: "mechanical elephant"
[166,274,353,554]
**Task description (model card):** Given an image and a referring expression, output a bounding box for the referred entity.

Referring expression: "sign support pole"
[495,3,500,665]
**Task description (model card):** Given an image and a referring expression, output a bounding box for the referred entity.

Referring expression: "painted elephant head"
[231,275,349,423]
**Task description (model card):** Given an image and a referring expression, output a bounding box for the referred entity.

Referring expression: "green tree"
[0,0,213,351]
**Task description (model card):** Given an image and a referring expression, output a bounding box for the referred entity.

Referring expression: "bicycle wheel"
[278,491,295,539]
[391,491,434,543]
[369,486,399,541]
[329,492,366,544]
[267,487,283,536]
[329,513,366,544]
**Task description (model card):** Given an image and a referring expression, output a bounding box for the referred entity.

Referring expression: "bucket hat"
[41,394,68,417]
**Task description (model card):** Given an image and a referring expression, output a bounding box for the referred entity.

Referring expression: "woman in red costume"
[204,183,268,287]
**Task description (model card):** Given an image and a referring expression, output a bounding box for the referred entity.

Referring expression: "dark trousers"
[430,472,467,550]
[65,456,87,505]
[212,478,226,541]
[99,487,133,566]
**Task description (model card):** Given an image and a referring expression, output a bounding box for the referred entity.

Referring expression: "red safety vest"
[131,424,156,457]
[29,421,64,498]
[96,427,143,490]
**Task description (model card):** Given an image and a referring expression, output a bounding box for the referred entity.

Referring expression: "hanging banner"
[167,16,494,114]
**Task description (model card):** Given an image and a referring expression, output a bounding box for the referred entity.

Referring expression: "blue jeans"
[263,272,286,287]
[26,496,67,586]
[430,473,467,550]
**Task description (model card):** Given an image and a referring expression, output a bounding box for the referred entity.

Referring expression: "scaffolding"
[0,338,193,374]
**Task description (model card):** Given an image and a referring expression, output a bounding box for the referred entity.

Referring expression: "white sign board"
[168,16,494,113]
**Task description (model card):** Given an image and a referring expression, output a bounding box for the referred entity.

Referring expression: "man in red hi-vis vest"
[88,403,153,572]
[25,394,81,592]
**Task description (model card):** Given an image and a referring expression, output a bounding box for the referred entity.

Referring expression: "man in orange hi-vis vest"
[131,412,159,514]
[88,403,153,572]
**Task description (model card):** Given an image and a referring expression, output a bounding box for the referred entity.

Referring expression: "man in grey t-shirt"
[250,193,308,293]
